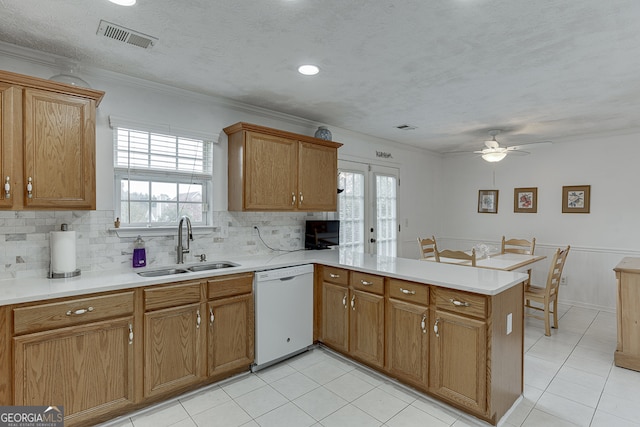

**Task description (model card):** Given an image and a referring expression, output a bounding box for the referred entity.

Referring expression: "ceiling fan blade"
[507,141,552,151]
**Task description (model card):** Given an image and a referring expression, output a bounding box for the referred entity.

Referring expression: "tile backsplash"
[0,210,322,280]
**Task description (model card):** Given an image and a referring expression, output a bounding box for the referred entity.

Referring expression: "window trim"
[110,116,216,228]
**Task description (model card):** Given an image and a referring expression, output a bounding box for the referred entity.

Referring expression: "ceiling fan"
[474,130,551,162]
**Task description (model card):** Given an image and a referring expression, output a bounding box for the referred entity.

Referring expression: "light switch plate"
[507,313,513,335]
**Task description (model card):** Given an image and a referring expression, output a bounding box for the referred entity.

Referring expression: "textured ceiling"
[1,0,639,153]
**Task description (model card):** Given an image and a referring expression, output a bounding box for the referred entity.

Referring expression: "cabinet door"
[207,294,254,377]
[144,303,203,398]
[430,310,487,414]
[23,88,96,209]
[386,299,428,387]
[349,289,385,368]
[13,317,135,425]
[297,141,338,211]
[0,84,20,209]
[244,131,297,210]
[321,281,349,353]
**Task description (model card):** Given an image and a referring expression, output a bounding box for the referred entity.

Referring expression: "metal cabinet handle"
[449,298,470,307]
[292,193,296,205]
[66,306,94,316]
[330,273,340,279]
[360,280,373,286]
[128,323,134,345]
[434,318,440,337]
[299,192,303,204]
[342,294,347,308]
[421,314,427,334]
[196,309,201,329]
[400,288,416,295]
[351,295,356,310]
[26,177,33,198]
[209,307,215,326]
[4,176,10,199]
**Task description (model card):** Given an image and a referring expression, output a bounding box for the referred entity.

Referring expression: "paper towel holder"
[49,223,81,279]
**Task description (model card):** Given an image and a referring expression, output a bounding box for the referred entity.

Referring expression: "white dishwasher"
[253,264,314,371]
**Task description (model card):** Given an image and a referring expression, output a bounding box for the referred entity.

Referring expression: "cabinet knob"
[292,193,296,205]
[449,298,470,307]
[434,318,440,337]
[299,192,303,204]
[360,280,373,286]
[27,177,33,198]
[421,314,427,334]
[351,295,356,311]
[209,307,215,326]
[342,294,347,308]
[196,309,201,329]
[4,176,9,199]
[128,323,134,345]
[400,288,416,295]
[66,306,94,316]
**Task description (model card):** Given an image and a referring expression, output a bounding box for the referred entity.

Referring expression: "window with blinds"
[114,127,213,226]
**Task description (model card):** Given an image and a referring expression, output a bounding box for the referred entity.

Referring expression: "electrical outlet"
[560,276,567,285]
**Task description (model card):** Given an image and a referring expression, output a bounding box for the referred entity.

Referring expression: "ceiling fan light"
[482,151,507,162]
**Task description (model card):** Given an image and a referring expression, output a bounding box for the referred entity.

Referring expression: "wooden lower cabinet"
[321,281,349,353]
[349,288,385,368]
[143,303,204,398]
[386,298,429,387]
[13,317,135,425]
[613,258,640,371]
[207,293,254,377]
[430,310,487,414]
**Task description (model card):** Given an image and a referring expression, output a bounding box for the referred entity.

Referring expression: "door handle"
[351,295,355,310]
[370,238,376,243]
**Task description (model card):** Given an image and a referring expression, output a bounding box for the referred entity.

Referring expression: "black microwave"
[305,220,340,249]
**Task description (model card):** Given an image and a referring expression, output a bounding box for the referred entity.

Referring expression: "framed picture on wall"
[514,187,537,213]
[562,185,590,213]
[478,190,499,214]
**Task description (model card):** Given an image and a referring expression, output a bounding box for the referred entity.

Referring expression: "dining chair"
[417,236,438,260]
[435,248,476,267]
[524,245,570,336]
[502,236,536,285]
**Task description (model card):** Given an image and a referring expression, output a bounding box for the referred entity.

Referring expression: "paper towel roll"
[51,230,76,274]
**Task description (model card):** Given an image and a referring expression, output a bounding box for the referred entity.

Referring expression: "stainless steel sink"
[137,268,189,277]
[187,262,239,272]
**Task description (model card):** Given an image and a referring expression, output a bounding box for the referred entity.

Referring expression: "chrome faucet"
[177,215,193,264]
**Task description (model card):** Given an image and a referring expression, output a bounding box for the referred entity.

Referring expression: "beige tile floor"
[100,304,638,427]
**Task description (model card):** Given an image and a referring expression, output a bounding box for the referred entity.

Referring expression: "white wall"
[440,132,640,310]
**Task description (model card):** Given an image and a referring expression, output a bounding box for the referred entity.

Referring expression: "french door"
[338,160,398,256]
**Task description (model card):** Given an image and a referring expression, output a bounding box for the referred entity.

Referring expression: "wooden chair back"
[436,248,476,267]
[543,245,570,298]
[417,236,438,259]
[502,236,536,255]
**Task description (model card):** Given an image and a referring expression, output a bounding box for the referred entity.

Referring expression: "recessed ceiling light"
[298,64,319,76]
[108,0,136,6]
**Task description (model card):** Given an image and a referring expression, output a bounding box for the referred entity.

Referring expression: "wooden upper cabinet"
[0,70,104,210]
[23,89,96,209]
[0,84,19,209]
[224,122,342,212]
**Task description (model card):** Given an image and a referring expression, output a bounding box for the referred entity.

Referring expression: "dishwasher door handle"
[279,276,296,281]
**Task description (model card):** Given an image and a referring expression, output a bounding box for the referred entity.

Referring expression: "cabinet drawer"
[323,267,349,286]
[13,291,134,335]
[144,281,202,311]
[351,271,384,295]
[207,273,254,299]
[388,278,429,305]
[434,288,487,318]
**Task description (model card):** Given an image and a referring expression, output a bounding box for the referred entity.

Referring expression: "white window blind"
[113,123,213,227]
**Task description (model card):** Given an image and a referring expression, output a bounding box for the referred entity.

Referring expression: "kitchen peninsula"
[0,249,526,426]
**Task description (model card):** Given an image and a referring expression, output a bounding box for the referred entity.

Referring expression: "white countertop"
[0,248,528,306]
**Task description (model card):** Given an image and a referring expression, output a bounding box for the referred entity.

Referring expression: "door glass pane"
[338,171,365,252]
[375,174,397,257]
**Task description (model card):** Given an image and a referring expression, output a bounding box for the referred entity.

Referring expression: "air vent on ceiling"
[97,20,158,49]
[395,124,417,130]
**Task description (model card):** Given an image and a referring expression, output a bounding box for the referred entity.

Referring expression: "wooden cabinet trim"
[223,122,342,149]
[0,70,104,105]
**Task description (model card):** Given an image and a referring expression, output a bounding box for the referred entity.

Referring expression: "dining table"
[423,252,546,272]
